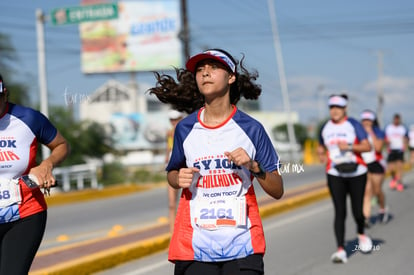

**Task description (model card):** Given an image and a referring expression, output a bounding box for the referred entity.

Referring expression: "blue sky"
[1,0,414,127]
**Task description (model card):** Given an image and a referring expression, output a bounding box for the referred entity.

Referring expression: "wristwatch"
[249,160,266,179]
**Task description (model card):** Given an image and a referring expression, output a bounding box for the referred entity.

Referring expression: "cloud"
[261,74,414,126]
[363,75,414,105]
[287,76,335,97]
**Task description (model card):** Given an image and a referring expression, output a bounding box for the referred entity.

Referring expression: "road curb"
[30,184,330,275]
[45,183,162,207]
[30,233,171,275]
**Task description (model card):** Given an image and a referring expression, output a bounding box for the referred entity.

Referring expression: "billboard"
[80,0,182,73]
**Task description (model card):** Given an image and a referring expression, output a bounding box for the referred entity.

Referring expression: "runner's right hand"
[177,167,199,188]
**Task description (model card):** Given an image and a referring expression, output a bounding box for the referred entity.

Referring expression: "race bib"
[194,197,246,230]
[0,179,22,208]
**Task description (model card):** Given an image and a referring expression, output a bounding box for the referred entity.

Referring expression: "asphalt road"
[94,169,414,275]
[39,164,326,251]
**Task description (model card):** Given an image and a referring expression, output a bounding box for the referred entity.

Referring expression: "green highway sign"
[51,3,118,25]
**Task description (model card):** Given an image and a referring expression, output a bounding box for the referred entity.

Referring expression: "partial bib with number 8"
[0,178,22,208]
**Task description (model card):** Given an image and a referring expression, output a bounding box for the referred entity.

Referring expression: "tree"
[2,31,114,166]
[39,106,115,166]
[0,33,16,70]
[272,123,309,147]
[314,118,329,140]
[0,33,31,106]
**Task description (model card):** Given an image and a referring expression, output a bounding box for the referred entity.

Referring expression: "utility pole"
[36,9,50,160]
[317,84,326,122]
[267,0,297,161]
[180,0,190,59]
[376,51,384,126]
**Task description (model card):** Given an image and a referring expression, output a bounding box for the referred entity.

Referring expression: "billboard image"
[80,0,182,73]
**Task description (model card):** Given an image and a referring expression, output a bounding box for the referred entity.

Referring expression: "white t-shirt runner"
[319,117,368,177]
[166,106,281,262]
[385,123,408,151]
[0,103,57,223]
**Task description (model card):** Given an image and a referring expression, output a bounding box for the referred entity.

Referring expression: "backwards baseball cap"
[360,110,376,121]
[185,49,236,74]
[328,95,347,108]
[0,74,4,93]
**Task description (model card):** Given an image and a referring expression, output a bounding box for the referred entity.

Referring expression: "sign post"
[51,3,118,25]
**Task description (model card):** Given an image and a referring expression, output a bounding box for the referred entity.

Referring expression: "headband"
[328,96,347,107]
[360,111,376,121]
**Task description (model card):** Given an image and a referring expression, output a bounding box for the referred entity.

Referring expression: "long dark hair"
[147,49,262,114]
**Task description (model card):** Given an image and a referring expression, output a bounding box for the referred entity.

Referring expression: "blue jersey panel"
[232,111,280,172]
[347,117,368,141]
[8,103,57,145]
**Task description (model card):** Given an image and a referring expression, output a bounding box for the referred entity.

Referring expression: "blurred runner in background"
[384,113,408,192]
[165,110,185,235]
[359,110,388,227]
[318,94,372,264]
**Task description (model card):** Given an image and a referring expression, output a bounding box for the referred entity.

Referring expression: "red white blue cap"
[360,110,376,121]
[186,50,236,74]
[328,95,347,107]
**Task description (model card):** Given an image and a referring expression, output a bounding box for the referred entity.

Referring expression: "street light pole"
[36,9,50,159]
[267,0,297,161]
[180,0,190,59]
[376,50,384,126]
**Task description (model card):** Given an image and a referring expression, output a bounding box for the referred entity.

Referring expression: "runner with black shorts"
[360,110,389,226]
[318,94,373,264]
[0,74,69,274]
[149,49,284,275]
[384,113,408,191]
